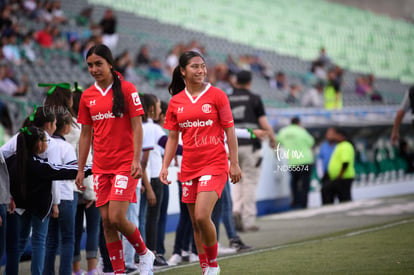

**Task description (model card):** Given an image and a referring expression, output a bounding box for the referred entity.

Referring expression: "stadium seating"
[87,0,414,84]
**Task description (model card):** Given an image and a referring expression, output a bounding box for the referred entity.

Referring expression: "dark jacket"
[6,154,91,220]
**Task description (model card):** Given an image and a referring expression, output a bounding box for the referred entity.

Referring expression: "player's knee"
[108,212,125,229]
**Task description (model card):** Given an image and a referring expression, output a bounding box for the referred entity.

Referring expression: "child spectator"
[4,125,91,275]
[44,110,78,275]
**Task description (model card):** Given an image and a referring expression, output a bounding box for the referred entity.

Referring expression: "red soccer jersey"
[164,84,234,181]
[77,80,144,174]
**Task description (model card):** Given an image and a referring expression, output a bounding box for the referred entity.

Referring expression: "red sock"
[125,227,147,255]
[198,253,209,271]
[203,243,218,267]
[106,240,125,274]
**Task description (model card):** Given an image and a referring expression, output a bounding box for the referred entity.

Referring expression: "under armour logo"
[200,180,208,187]
[178,107,184,113]
[115,189,123,195]
[90,100,96,106]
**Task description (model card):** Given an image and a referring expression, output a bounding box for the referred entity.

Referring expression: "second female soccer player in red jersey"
[75,44,154,275]
[160,51,242,275]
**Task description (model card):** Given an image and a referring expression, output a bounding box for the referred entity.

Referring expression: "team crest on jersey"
[177,107,184,113]
[131,92,141,106]
[202,104,212,113]
[182,186,189,197]
[114,175,128,189]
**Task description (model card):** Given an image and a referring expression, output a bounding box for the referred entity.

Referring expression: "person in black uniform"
[228,70,276,232]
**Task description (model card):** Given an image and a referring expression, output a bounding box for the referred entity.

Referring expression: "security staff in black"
[228,70,276,232]
[391,85,414,145]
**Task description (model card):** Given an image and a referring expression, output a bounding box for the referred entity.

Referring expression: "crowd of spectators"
[0,1,390,140]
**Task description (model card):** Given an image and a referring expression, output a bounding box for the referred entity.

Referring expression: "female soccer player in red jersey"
[160,51,242,275]
[75,44,154,275]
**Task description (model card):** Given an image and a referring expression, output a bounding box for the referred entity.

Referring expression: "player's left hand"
[229,162,242,183]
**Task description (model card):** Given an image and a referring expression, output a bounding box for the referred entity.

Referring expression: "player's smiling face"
[86,53,112,83]
[181,56,207,85]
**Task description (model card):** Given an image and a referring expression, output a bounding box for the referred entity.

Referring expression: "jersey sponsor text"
[179,119,213,128]
[91,111,117,121]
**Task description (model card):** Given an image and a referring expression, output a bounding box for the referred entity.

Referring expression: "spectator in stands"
[324,67,342,110]
[225,54,239,75]
[269,71,289,94]
[249,54,272,80]
[165,43,184,75]
[186,39,202,53]
[114,51,140,86]
[38,1,54,23]
[228,70,276,233]
[23,0,41,20]
[0,4,16,37]
[114,50,131,75]
[147,58,169,87]
[302,62,318,87]
[355,74,383,102]
[366,74,383,102]
[35,23,53,48]
[99,9,118,50]
[21,32,39,64]
[69,40,83,65]
[391,85,414,146]
[316,47,331,67]
[76,6,93,27]
[2,33,21,65]
[301,80,324,107]
[276,117,315,208]
[285,83,302,105]
[355,75,372,96]
[212,63,234,93]
[313,60,327,81]
[136,44,151,66]
[325,127,355,204]
[0,60,28,96]
[51,1,67,25]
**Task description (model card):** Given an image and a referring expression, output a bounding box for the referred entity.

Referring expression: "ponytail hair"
[22,106,56,128]
[15,126,45,202]
[86,44,125,117]
[168,51,205,96]
[111,70,125,117]
[54,110,72,135]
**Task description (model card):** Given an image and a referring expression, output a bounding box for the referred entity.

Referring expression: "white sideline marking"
[156,218,414,273]
[262,199,384,220]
